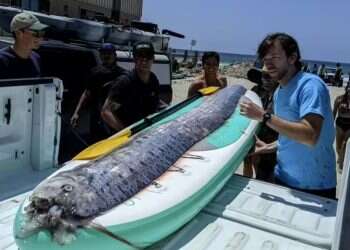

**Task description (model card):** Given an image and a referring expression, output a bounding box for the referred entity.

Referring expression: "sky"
[142,0,350,63]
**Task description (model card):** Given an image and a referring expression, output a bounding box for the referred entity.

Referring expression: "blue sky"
[142,0,350,63]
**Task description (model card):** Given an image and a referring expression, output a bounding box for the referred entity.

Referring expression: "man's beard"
[275,67,289,82]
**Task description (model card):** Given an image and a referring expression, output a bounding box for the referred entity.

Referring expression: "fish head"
[17,172,89,243]
[28,172,89,219]
[18,169,101,244]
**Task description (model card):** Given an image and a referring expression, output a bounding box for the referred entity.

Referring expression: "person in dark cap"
[0,12,48,79]
[101,41,166,132]
[247,66,278,110]
[243,66,278,181]
[71,43,127,142]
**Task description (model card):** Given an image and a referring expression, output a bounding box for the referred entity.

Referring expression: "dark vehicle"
[323,66,345,86]
[324,67,337,85]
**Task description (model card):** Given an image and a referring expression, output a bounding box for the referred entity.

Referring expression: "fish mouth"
[27,195,57,215]
[19,201,79,245]
[28,197,72,218]
[33,197,51,211]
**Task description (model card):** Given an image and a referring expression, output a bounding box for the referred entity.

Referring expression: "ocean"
[172,48,350,75]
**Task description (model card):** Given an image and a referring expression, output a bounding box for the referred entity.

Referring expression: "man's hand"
[240,98,265,121]
[70,113,79,127]
[101,97,124,132]
[250,135,277,156]
[251,136,268,155]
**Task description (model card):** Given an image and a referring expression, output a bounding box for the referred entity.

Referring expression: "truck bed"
[0,192,29,250]
[0,175,337,250]
[153,175,336,250]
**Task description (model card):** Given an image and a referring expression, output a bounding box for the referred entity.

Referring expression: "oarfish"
[18,85,246,244]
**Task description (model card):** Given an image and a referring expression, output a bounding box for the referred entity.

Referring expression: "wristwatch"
[262,112,272,125]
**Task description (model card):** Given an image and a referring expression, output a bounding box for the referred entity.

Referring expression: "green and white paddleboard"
[14,87,261,250]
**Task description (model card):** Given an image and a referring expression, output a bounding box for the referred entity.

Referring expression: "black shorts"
[255,153,276,182]
[336,117,350,131]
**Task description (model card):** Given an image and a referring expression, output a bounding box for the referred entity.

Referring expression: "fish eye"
[62,184,73,192]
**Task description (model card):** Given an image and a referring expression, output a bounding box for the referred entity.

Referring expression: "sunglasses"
[22,29,46,38]
[135,54,154,61]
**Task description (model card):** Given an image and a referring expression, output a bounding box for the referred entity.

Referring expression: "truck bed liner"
[0,175,337,250]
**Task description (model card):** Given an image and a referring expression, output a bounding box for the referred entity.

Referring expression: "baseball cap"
[99,43,116,53]
[133,42,155,59]
[10,12,48,32]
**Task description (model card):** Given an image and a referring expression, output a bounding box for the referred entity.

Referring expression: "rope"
[88,222,143,250]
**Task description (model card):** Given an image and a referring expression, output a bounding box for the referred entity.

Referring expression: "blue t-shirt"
[0,47,41,80]
[273,72,336,190]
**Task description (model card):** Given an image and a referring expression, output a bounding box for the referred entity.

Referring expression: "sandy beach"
[171,68,346,193]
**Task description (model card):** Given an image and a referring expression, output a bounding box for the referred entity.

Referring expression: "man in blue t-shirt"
[240,33,336,199]
[0,12,48,80]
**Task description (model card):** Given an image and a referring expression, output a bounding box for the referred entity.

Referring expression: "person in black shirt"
[70,43,127,141]
[243,66,278,182]
[335,63,343,87]
[0,12,48,79]
[101,42,165,132]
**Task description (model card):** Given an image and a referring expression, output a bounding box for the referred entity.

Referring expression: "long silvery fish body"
[19,85,246,244]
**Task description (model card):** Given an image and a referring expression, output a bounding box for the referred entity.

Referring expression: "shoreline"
[172,49,350,74]
[172,61,346,104]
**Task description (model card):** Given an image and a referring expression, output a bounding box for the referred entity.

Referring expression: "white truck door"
[332,139,350,250]
[0,78,63,201]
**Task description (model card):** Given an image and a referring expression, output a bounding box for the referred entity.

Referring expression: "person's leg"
[243,146,256,178]
[336,126,345,165]
[243,156,254,178]
[339,129,350,170]
[256,153,276,183]
[339,141,346,170]
[252,155,260,178]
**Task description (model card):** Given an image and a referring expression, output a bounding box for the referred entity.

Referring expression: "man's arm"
[101,74,131,131]
[70,90,91,126]
[187,82,199,98]
[266,112,322,146]
[187,78,206,98]
[101,97,124,132]
[240,100,323,146]
[158,99,169,110]
[219,76,228,87]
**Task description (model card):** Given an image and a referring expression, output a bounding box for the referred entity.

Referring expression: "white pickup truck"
[0,77,348,250]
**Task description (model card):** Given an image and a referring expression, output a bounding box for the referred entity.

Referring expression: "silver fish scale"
[35,85,246,218]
